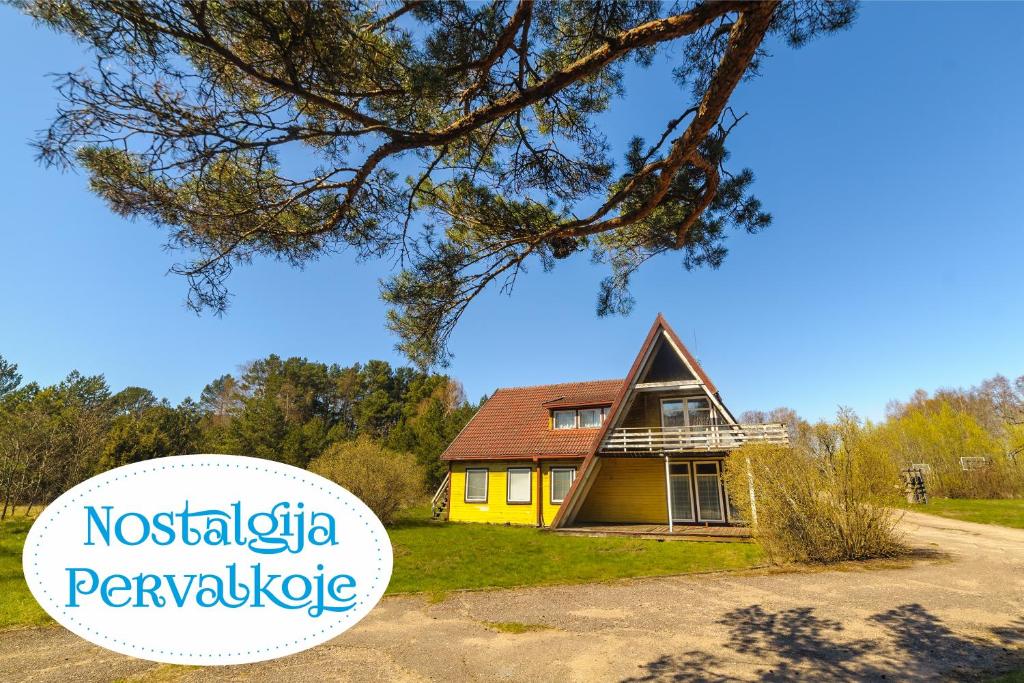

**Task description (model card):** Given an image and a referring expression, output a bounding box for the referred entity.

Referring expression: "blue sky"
[1,3,1021,422]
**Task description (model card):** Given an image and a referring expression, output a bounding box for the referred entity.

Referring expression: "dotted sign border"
[25,455,391,662]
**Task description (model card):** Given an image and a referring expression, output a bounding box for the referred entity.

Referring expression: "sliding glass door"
[668,460,726,523]
[668,463,694,522]
[693,462,725,522]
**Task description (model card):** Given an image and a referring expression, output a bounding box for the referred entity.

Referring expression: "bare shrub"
[308,437,426,525]
[724,421,907,563]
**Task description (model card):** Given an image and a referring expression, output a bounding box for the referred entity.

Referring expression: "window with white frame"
[506,468,532,504]
[661,399,686,428]
[578,408,603,428]
[694,462,724,521]
[552,407,608,429]
[686,398,712,427]
[464,468,488,502]
[553,410,577,429]
[661,398,714,428]
[550,467,576,504]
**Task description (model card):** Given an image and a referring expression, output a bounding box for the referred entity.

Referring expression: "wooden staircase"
[431,472,451,520]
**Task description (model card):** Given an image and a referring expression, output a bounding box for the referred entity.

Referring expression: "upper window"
[553,410,577,429]
[550,467,576,504]
[661,398,713,428]
[464,468,488,503]
[507,468,532,504]
[687,398,712,427]
[552,407,608,430]
[661,400,686,428]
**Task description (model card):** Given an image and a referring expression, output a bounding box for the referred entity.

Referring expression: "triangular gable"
[550,314,732,528]
[658,316,717,394]
[638,336,695,384]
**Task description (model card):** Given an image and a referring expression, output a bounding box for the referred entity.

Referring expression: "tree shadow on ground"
[623,603,1024,682]
[992,618,1024,646]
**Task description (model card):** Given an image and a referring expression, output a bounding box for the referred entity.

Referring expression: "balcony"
[599,423,789,454]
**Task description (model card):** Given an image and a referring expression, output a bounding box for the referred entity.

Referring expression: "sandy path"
[2,510,1023,682]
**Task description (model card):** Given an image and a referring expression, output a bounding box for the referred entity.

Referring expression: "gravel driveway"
[2,510,1023,682]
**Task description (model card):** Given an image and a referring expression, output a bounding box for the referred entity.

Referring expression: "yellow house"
[433,315,788,532]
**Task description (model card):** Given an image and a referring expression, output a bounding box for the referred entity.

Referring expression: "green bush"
[867,402,1023,499]
[724,431,906,564]
[308,437,425,525]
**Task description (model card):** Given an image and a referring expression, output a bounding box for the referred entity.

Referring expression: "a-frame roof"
[550,314,724,527]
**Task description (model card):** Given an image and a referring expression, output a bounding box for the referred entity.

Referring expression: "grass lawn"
[386,506,764,594]
[0,515,52,629]
[917,498,1024,530]
[0,506,762,629]
[990,672,1024,682]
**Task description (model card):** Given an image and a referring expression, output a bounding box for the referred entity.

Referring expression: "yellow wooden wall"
[447,460,580,526]
[575,457,668,523]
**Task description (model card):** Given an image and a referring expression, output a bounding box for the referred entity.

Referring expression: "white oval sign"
[23,454,393,665]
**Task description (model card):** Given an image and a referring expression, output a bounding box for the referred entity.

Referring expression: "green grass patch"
[483,621,552,634]
[916,498,1024,529]
[425,590,448,604]
[989,672,1024,683]
[0,505,763,630]
[0,516,52,629]
[386,506,763,594]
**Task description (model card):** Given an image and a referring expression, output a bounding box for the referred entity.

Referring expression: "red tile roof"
[441,379,624,461]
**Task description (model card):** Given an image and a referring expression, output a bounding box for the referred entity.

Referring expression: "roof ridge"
[492,378,624,393]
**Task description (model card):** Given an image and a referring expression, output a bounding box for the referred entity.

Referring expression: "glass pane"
[553,410,576,429]
[466,470,487,501]
[661,400,685,428]
[670,474,694,521]
[669,463,690,475]
[551,468,575,502]
[695,462,717,475]
[507,469,531,503]
[687,399,712,426]
[696,474,723,521]
[579,408,602,428]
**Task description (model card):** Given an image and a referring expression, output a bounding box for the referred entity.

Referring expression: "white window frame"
[464,468,489,503]
[660,397,715,429]
[578,408,603,429]
[660,398,687,429]
[552,409,577,429]
[552,407,609,430]
[506,467,533,505]
[668,462,696,523]
[550,467,577,504]
[686,397,712,426]
[693,460,726,523]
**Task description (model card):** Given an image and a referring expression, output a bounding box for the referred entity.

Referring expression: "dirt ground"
[2,510,1023,682]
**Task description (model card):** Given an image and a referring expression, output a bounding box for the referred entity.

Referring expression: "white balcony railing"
[600,423,789,454]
